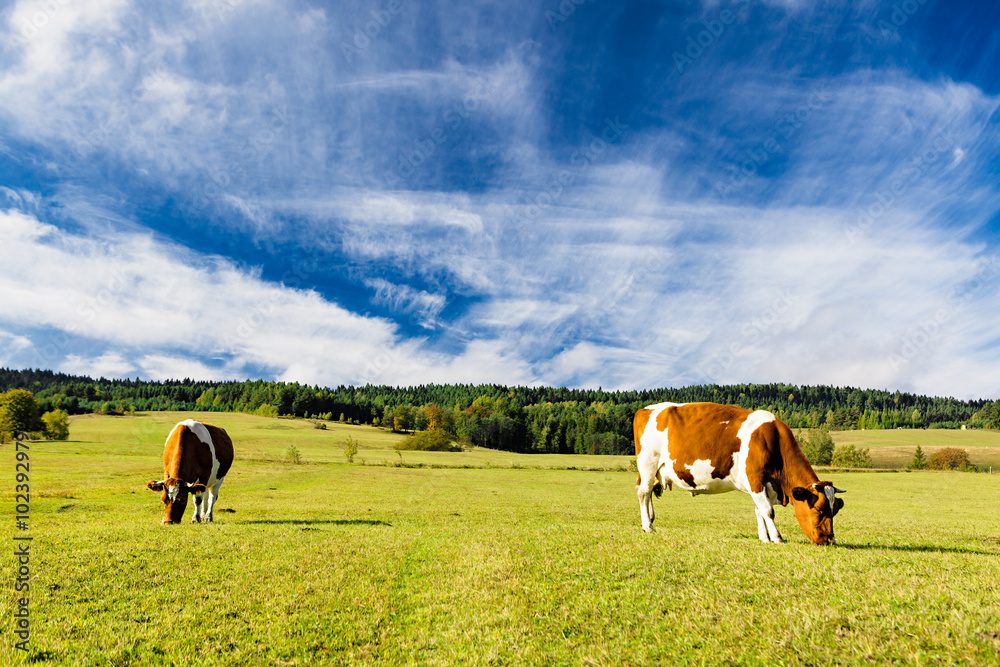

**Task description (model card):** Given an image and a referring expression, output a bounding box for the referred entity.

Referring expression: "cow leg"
[191,494,203,523]
[750,491,783,543]
[636,462,660,533]
[637,485,655,532]
[204,480,224,522]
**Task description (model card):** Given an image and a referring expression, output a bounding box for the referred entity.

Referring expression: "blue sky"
[1,0,999,398]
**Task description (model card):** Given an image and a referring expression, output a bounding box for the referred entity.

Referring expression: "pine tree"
[909,445,928,470]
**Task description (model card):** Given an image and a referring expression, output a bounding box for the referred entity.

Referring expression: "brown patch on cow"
[744,419,780,495]
[656,403,751,488]
[202,422,235,480]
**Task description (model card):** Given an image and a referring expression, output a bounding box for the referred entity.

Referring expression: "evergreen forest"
[2,367,996,455]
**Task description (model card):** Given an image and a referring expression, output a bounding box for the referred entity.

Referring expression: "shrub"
[395,429,461,452]
[42,409,70,440]
[285,445,303,464]
[831,444,873,468]
[799,427,834,465]
[253,404,279,418]
[313,420,327,430]
[929,447,975,471]
[343,436,359,463]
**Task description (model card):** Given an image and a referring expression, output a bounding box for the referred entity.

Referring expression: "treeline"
[1,368,997,455]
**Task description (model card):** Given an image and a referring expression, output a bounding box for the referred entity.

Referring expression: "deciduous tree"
[0,389,44,441]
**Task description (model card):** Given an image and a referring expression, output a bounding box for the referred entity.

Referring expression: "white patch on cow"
[167,484,181,501]
[730,410,777,495]
[678,458,735,495]
[635,403,685,532]
[644,401,688,412]
[686,458,715,485]
[181,419,220,487]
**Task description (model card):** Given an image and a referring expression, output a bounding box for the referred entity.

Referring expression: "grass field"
[830,428,1000,470]
[3,412,999,665]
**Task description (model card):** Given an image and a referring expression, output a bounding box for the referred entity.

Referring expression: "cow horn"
[823,485,836,505]
[832,487,845,494]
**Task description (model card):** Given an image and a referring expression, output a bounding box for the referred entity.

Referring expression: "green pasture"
[830,428,1000,470]
[2,413,999,665]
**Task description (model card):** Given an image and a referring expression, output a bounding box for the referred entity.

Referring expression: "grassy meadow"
[830,428,1000,470]
[2,412,999,665]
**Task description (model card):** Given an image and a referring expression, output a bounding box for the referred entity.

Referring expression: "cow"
[634,402,844,545]
[146,419,234,524]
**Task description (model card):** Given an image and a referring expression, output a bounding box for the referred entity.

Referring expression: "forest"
[1,367,996,456]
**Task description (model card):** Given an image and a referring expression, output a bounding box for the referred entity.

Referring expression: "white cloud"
[62,352,136,379]
[388,340,538,387]
[0,208,406,383]
[365,278,446,329]
[135,355,233,382]
[0,330,32,367]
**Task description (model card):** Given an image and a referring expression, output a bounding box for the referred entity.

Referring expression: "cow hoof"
[642,526,655,533]
[191,516,201,524]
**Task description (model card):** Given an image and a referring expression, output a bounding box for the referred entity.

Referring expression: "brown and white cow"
[147,420,234,524]
[635,402,844,545]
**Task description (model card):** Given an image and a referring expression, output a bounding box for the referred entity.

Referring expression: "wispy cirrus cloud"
[0,1,998,399]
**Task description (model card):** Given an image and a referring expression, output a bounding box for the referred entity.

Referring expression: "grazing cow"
[146,420,234,524]
[634,402,844,545]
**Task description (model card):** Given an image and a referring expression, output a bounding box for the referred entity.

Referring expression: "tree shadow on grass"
[240,519,392,527]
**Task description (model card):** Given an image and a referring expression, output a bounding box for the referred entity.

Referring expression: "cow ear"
[791,486,815,504]
[832,497,844,517]
[147,481,164,491]
[187,483,207,494]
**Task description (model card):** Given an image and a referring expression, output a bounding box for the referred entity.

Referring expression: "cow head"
[147,478,207,524]
[790,482,845,545]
